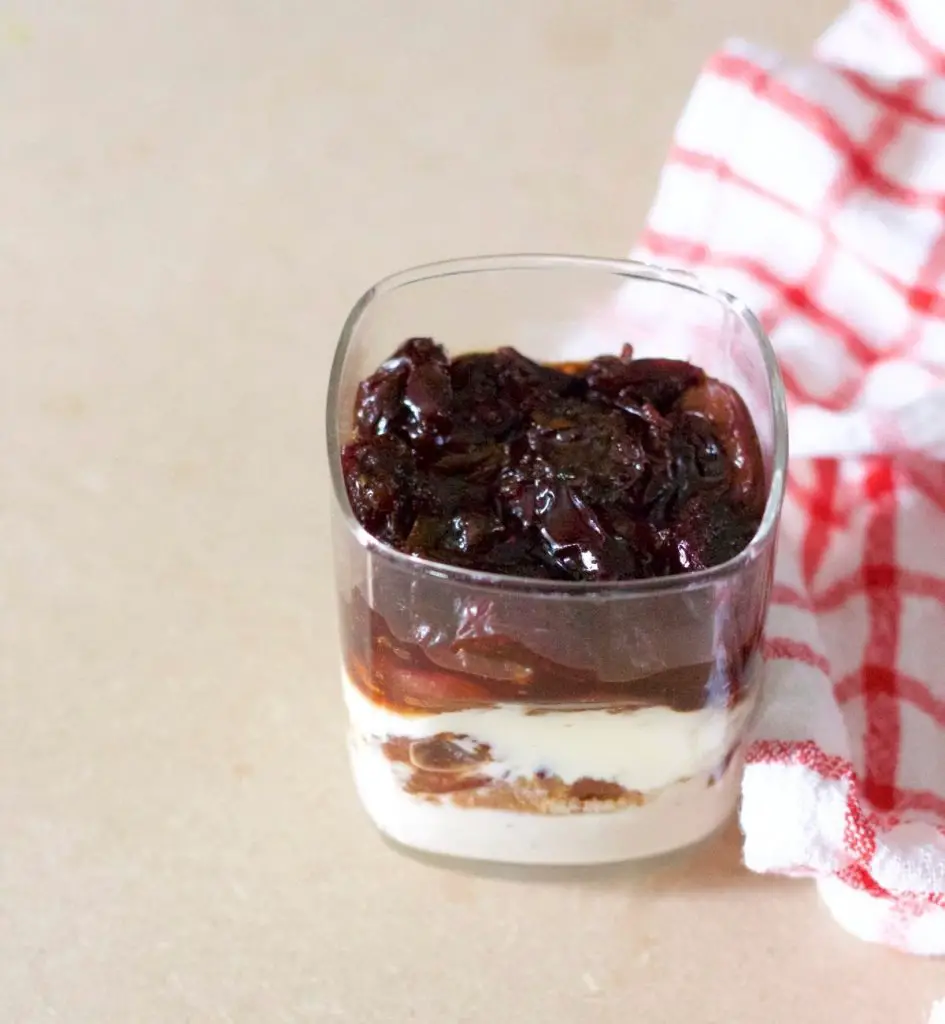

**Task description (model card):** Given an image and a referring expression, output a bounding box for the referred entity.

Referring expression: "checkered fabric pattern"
[634,0,945,954]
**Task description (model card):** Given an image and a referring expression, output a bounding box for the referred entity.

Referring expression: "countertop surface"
[4,2,944,1021]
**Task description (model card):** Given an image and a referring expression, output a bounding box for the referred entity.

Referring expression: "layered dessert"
[338,338,771,864]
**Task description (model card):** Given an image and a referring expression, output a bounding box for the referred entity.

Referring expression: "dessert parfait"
[328,257,786,865]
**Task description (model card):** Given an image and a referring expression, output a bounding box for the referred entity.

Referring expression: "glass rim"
[326,253,788,596]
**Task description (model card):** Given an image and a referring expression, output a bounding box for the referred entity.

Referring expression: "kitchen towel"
[634,0,945,954]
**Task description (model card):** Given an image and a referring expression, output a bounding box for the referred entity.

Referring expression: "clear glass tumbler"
[327,255,787,866]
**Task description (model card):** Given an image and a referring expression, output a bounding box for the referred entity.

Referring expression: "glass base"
[351,741,743,868]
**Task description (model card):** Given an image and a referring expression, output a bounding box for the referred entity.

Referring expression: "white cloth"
[632,0,945,954]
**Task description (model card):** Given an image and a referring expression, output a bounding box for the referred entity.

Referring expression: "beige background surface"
[4,1,943,1022]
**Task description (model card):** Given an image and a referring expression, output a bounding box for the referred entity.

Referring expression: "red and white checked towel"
[634,0,945,955]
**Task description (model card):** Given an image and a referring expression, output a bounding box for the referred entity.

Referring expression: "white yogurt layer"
[342,672,752,793]
[348,734,742,865]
